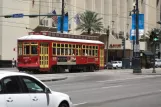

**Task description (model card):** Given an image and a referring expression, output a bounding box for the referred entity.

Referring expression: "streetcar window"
[65,48,68,55]
[31,45,37,54]
[53,48,56,55]
[61,44,64,48]
[61,48,64,55]
[69,44,71,48]
[57,48,60,55]
[89,50,91,56]
[64,44,68,55]
[95,50,98,56]
[96,46,98,49]
[83,50,85,55]
[73,44,75,48]
[69,48,72,55]
[57,44,60,47]
[53,43,56,47]
[92,50,95,56]
[52,43,57,55]
[24,45,30,55]
[86,46,88,49]
[65,44,68,48]
[76,50,79,55]
[72,49,75,55]
[18,43,23,55]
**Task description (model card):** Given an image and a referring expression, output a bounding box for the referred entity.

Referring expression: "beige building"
[0,0,160,61]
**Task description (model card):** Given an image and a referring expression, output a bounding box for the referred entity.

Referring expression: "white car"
[111,61,122,69]
[0,71,72,107]
[155,59,161,67]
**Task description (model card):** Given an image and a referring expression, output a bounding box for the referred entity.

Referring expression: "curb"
[133,73,161,75]
[40,77,68,82]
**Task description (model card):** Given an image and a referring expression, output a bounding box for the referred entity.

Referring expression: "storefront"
[105,43,132,62]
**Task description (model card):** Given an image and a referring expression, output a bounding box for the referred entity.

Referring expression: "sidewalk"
[104,68,161,75]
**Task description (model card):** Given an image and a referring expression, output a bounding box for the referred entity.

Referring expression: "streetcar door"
[99,46,104,68]
[40,43,49,68]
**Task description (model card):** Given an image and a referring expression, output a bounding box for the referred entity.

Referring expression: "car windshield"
[112,61,117,63]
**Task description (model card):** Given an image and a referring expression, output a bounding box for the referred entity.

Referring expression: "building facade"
[0,0,160,61]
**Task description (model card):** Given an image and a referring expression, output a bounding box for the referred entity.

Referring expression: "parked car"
[0,71,72,107]
[111,61,122,69]
[155,59,161,67]
[104,62,113,69]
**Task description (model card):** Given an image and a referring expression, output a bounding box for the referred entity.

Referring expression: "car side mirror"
[45,87,51,94]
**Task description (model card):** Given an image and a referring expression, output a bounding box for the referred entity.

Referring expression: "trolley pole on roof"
[61,0,65,33]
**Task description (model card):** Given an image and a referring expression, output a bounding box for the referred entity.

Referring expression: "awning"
[142,51,154,56]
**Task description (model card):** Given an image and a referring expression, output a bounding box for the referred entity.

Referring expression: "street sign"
[12,13,24,18]
[134,44,140,52]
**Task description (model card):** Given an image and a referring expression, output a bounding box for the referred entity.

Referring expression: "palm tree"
[76,11,103,35]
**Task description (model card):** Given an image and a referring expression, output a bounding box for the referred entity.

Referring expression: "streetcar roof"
[18,35,104,44]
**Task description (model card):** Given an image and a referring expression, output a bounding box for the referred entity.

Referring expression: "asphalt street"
[44,71,161,107]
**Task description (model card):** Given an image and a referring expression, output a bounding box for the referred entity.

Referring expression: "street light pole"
[61,0,65,33]
[153,43,156,73]
[132,6,136,58]
[106,26,110,64]
[133,0,142,73]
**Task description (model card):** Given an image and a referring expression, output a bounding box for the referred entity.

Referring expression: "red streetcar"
[17,33,104,73]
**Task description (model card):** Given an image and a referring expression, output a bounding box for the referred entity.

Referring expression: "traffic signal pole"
[122,38,126,69]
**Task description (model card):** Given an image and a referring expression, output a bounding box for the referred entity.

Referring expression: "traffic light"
[122,38,125,46]
[152,30,160,42]
[29,15,38,18]
[153,34,159,42]
[4,15,12,18]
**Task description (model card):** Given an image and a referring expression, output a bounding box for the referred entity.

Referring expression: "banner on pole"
[57,16,68,33]
[130,14,144,41]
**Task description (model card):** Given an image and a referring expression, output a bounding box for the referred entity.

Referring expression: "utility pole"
[61,0,65,33]
[39,0,41,25]
[133,0,142,73]
[106,26,110,64]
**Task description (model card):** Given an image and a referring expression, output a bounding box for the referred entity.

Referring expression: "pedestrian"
[12,58,15,68]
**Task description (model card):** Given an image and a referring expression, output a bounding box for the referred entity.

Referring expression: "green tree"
[140,28,161,50]
[76,11,103,35]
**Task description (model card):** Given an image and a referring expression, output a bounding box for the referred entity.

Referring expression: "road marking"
[97,75,161,83]
[73,102,87,106]
[101,85,123,89]
[65,85,124,93]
